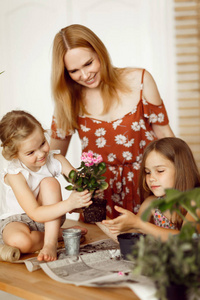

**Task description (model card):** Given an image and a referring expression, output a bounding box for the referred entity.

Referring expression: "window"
[174,0,200,169]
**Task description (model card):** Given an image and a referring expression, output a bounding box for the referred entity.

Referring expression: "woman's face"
[64,47,101,89]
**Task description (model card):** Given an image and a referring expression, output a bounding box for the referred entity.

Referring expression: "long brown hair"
[138,137,200,227]
[51,24,130,133]
[0,110,44,160]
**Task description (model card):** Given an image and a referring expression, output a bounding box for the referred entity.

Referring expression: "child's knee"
[38,177,62,205]
[40,177,61,193]
[4,231,31,253]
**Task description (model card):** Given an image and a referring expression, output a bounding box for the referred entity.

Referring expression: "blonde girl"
[102,137,200,240]
[0,110,92,261]
[50,24,174,220]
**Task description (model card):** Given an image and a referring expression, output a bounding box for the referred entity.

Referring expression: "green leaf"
[90,177,97,184]
[65,185,74,191]
[179,223,196,240]
[98,162,106,170]
[76,177,83,186]
[83,178,89,185]
[68,170,77,181]
[99,181,109,190]
[99,176,107,181]
[141,187,200,225]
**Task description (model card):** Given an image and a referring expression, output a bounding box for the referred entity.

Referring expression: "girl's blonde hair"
[0,110,44,160]
[51,24,131,133]
[138,137,200,228]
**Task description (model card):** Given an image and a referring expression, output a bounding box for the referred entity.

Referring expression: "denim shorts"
[0,213,66,245]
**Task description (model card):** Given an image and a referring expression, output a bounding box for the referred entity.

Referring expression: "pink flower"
[81,151,103,166]
[64,150,108,195]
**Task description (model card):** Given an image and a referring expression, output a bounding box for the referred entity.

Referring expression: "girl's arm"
[53,153,75,175]
[102,197,180,241]
[183,211,200,234]
[102,196,155,232]
[6,173,91,223]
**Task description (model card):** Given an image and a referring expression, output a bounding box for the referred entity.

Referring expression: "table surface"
[0,219,140,300]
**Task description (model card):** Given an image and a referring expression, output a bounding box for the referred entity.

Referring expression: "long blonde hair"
[51,24,130,133]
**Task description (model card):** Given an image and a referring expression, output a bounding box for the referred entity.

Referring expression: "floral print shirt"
[51,97,169,219]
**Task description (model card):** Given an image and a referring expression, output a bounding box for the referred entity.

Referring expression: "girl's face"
[64,47,101,89]
[144,150,176,198]
[16,127,50,172]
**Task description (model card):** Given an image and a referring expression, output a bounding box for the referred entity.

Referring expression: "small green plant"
[130,188,200,300]
[64,151,108,196]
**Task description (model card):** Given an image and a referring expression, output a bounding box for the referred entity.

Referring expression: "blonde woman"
[50,24,174,219]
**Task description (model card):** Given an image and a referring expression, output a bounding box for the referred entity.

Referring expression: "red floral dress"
[51,71,169,218]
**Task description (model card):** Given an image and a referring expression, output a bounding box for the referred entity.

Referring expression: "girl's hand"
[102,206,138,234]
[66,190,92,212]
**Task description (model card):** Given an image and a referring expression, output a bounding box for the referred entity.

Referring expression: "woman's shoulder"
[120,68,151,88]
[121,67,144,78]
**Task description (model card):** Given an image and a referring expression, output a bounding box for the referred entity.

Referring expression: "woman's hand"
[102,205,138,234]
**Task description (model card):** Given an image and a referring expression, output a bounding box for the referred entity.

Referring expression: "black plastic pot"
[166,283,187,300]
[83,199,107,223]
[117,232,145,260]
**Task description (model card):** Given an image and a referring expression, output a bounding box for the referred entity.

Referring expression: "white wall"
[0,0,177,219]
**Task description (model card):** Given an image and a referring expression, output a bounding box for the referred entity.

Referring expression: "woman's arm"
[152,124,175,139]
[142,70,175,138]
[50,136,72,157]
[143,70,163,106]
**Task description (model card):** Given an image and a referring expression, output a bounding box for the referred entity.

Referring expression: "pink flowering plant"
[64,151,108,196]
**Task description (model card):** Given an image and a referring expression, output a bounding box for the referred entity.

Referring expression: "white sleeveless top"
[0,150,62,220]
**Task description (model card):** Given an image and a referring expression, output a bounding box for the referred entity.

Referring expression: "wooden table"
[0,219,140,300]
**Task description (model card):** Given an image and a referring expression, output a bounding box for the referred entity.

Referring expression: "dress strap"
[140,69,145,100]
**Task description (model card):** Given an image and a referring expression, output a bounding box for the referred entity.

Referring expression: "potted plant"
[64,151,108,223]
[130,188,200,300]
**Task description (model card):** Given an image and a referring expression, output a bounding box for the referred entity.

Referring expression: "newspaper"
[13,238,161,300]
[16,239,139,287]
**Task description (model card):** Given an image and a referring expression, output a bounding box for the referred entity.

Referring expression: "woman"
[50,24,174,219]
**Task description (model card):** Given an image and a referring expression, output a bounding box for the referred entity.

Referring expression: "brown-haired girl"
[102,137,200,240]
[0,110,92,261]
[50,24,174,219]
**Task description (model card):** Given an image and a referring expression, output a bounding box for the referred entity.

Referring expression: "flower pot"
[166,283,187,300]
[83,199,107,223]
[117,232,146,260]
